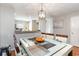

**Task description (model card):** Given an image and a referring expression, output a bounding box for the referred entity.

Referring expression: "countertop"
[15,30,40,34]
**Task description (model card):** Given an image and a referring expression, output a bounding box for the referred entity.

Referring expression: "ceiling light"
[38,3,46,19]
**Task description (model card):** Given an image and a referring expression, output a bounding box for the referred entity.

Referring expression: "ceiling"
[1,3,79,21]
[10,3,79,17]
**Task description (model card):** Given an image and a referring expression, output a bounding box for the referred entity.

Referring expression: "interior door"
[70,16,79,47]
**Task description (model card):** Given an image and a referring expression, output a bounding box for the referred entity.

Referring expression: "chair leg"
[0,49,2,56]
[6,49,10,56]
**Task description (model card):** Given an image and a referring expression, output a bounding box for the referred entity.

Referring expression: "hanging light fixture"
[38,3,46,19]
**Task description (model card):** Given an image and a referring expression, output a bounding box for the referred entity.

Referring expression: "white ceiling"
[10,3,79,17]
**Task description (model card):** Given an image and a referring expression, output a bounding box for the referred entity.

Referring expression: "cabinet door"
[70,16,79,47]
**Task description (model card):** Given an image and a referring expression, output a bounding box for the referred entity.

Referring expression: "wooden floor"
[72,46,79,56]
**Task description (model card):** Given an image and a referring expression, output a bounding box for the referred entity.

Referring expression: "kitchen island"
[19,38,73,56]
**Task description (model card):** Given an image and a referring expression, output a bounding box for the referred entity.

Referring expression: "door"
[70,16,79,47]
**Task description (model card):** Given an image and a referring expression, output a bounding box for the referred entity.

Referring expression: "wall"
[46,17,53,33]
[54,12,79,46]
[39,17,53,33]
[53,16,70,35]
[0,4,15,50]
[39,19,46,32]
[70,16,79,47]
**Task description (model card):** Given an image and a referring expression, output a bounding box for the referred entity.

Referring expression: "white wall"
[70,16,79,47]
[53,16,70,35]
[54,12,79,46]
[46,17,53,33]
[0,4,15,50]
[39,17,53,33]
[39,19,46,32]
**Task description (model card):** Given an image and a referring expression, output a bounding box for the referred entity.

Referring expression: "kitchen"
[0,3,79,56]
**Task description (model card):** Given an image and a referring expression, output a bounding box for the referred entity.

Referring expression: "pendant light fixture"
[38,3,46,19]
